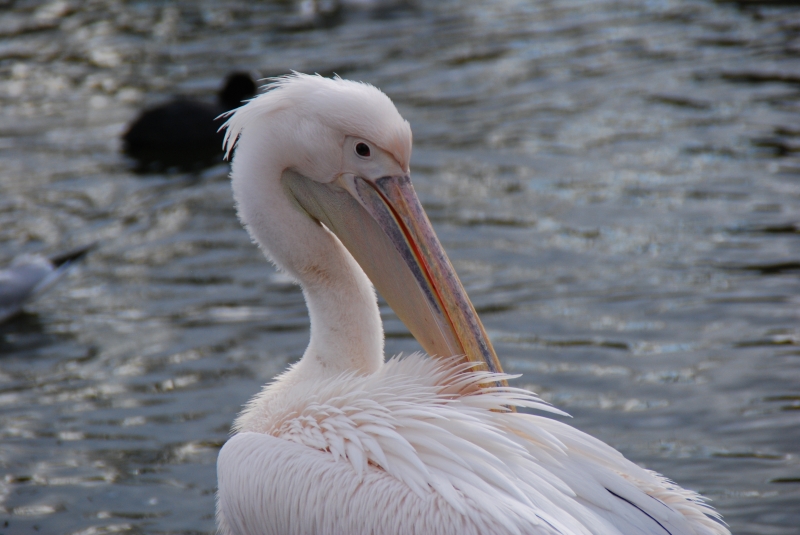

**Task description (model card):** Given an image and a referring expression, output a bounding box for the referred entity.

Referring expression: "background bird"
[122,71,257,173]
[215,74,730,535]
[0,243,94,324]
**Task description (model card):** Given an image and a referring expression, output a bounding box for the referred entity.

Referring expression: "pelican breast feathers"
[224,354,725,535]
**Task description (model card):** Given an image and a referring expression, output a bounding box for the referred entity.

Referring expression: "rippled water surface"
[1,0,800,533]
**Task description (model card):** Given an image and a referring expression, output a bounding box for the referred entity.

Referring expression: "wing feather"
[221,354,729,535]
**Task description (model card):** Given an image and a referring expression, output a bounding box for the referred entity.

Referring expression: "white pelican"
[216,73,729,535]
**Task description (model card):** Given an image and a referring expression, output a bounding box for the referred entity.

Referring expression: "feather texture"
[218,354,728,535]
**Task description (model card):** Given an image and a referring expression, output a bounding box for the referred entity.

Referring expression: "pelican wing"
[219,355,727,535]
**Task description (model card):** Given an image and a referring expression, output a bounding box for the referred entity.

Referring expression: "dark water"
[1,0,799,533]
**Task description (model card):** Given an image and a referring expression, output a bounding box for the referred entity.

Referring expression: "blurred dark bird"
[0,244,95,323]
[122,72,257,173]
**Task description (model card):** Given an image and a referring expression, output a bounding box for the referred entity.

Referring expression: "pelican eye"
[355,143,371,158]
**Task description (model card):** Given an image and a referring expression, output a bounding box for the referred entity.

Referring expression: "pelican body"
[216,74,728,535]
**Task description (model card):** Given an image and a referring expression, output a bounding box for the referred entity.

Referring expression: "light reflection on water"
[1,0,799,533]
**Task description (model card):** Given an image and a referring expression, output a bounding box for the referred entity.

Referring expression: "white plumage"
[216,73,729,535]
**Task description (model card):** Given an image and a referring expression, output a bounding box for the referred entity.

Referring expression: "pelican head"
[223,73,503,381]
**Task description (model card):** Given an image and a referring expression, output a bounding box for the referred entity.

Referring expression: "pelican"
[216,73,729,535]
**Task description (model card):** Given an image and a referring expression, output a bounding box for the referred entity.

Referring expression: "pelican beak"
[282,169,505,383]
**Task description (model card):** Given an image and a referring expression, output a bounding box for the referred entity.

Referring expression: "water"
[1,0,799,533]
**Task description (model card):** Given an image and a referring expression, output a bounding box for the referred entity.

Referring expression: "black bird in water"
[122,72,257,173]
[0,243,95,324]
